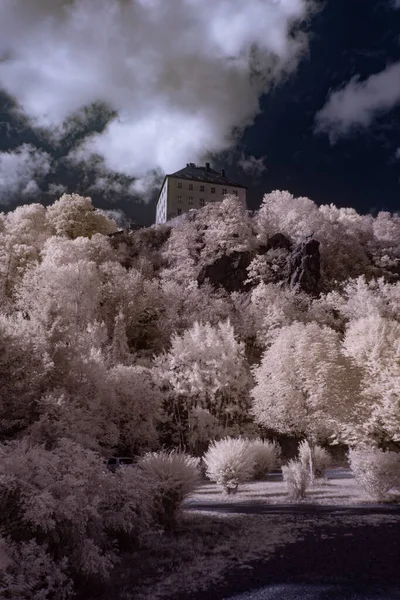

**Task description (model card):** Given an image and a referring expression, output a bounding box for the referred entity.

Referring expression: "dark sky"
[236,0,400,215]
[1,0,400,225]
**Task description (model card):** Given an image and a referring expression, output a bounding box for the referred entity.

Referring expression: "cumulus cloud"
[315,62,400,142]
[0,0,313,194]
[0,144,52,204]
[238,153,267,177]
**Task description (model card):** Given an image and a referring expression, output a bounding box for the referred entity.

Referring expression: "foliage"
[138,451,199,529]
[349,447,400,501]
[203,437,255,494]
[3,188,400,593]
[46,193,117,239]
[281,459,310,500]
[298,440,331,479]
[0,439,154,585]
[155,319,253,448]
[248,438,281,480]
[0,538,73,600]
[251,321,362,442]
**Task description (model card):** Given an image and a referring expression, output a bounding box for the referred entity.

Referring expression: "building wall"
[155,179,168,224]
[155,177,246,224]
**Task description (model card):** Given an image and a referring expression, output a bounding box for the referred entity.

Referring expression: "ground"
[86,469,400,600]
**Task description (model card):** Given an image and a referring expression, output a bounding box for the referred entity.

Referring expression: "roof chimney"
[205,162,210,171]
[186,163,190,167]
[221,169,225,177]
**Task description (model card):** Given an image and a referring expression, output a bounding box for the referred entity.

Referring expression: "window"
[189,183,193,190]
[188,196,193,204]
[222,188,227,194]
[211,187,216,194]
[200,198,205,207]
[200,185,205,192]
[177,181,182,188]
[177,195,182,203]
[233,190,238,196]
[177,208,182,215]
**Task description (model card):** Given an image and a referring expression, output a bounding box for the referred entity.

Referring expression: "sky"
[0,0,400,225]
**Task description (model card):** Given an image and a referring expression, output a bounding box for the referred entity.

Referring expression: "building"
[155,162,247,224]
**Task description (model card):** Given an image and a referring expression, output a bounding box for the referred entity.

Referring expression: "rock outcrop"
[258,233,292,255]
[288,236,321,296]
[197,251,253,293]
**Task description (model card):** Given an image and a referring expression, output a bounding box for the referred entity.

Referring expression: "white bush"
[282,459,310,500]
[138,451,200,529]
[349,447,400,501]
[298,440,332,479]
[248,438,281,480]
[203,437,255,494]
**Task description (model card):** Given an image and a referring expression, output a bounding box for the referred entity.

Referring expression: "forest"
[0,190,399,598]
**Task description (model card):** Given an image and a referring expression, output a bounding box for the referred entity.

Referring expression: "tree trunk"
[307,439,315,485]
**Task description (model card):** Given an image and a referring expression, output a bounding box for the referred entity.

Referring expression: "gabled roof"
[169,163,247,188]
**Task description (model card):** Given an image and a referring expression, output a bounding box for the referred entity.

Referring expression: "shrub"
[248,438,281,480]
[298,440,331,480]
[138,451,199,529]
[282,459,310,500]
[203,437,255,494]
[0,438,155,587]
[349,447,400,501]
[0,537,73,600]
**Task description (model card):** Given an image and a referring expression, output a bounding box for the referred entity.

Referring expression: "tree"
[0,314,52,438]
[343,315,400,445]
[251,321,362,480]
[107,365,162,454]
[46,194,117,239]
[155,320,253,450]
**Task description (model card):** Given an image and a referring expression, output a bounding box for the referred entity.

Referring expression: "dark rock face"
[288,236,321,296]
[197,251,253,292]
[258,233,293,255]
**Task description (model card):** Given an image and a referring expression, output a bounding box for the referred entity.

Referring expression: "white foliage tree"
[46,193,117,239]
[251,321,362,480]
[343,315,400,445]
[155,320,253,450]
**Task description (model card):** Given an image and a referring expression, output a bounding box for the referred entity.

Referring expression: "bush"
[282,459,310,500]
[298,441,331,480]
[248,438,281,480]
[0,438,155,588]
[138,451,199,529]
[349,447,400,501]
[0,537,73,600]
[203,437,255,494]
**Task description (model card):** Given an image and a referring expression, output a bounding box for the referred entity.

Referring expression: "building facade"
[155,163,247,224]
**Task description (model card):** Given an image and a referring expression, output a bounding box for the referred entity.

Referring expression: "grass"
[185,468,400,506]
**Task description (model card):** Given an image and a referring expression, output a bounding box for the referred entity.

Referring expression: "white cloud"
[315,62,400,142]
[0,0,312,192]
[47,183,67,198]
[0,144,52,204]
[393,0,400,8]
[238,153,267,177]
